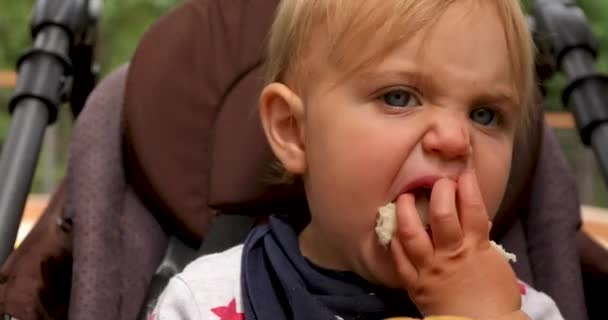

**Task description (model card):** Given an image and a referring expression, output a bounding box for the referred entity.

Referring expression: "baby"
[152,1,564,319]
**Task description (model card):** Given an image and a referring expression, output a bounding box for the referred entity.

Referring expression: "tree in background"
[98,0,183,73]
[0,0,182,72]
[0,0,182,192]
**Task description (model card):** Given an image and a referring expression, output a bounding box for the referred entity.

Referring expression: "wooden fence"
[0,71,17,89]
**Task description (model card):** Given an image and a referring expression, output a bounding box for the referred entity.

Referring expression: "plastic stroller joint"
[30,0,91,44]
[8,0,93,124]
[9,26,72,124]
[561,59,608,146]
[532,0,599,67]
[532,0,608,146]
[0,0,95,266]
[532,0,608,185]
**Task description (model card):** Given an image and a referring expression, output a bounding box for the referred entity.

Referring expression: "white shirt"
[151,245,564,320]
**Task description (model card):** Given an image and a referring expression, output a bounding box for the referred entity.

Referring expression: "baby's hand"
[390,170,521,319]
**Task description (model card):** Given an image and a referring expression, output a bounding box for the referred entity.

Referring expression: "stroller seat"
[2,0,608,319]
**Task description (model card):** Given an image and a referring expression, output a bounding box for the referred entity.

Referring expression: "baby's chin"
[364,260,406,289]
[355,237,408,289]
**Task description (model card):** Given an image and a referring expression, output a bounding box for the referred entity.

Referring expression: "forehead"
[419,3,512,78]
[314,2,518,106]
[286,0,452,90]
[395,2,516,100]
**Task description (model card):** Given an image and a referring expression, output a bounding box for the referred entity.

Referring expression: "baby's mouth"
[376,187,433,248]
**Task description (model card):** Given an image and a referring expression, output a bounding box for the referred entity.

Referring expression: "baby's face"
[295,3,520,287]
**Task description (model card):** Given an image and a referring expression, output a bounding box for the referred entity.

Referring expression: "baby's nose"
[421,114,472,160]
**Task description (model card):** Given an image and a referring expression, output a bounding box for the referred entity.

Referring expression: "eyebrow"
[356,69,432,92]
[473,91,520,112]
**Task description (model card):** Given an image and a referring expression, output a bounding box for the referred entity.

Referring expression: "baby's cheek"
[476,154,511,218]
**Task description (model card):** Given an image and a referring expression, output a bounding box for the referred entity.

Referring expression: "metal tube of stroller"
[0,0,97,265]
[561,49,608,185]
[0,99,50,263]
[0,24,71,264]
[532,0,608,187]
[591,126,608,186]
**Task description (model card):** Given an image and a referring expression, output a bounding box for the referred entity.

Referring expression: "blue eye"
[382,89,420,108]
[470,107,497,126]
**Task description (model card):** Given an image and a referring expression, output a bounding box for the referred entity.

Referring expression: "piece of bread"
[490,240,517,263]
[376,202,397,247]
[376,198,431,248]
[375,202,517,263]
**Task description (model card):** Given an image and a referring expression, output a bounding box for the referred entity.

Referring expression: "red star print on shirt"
[211,298,244,320]
[519,282,527,295]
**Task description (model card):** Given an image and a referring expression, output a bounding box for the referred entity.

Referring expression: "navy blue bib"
[241,216,420,320]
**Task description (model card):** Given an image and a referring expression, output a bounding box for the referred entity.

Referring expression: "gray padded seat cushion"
[503,125,586,319]
[65,65,169,320]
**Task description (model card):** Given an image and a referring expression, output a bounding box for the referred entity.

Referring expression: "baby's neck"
[298,224,349,271]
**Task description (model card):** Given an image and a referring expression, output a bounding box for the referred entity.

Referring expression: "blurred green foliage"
[520,0,608,110]
[97,0,183,73]
[0,0,182,192]
[0,0,182,72]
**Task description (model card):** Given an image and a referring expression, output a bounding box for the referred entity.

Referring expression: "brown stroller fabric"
[0,182,71,320]
[68,1,282,319]
[0,0,601,319]
[123,0,285,247]
[65,64,170,320]
[513,124,586,318]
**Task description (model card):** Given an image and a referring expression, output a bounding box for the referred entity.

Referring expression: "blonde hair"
[264,0,536,184]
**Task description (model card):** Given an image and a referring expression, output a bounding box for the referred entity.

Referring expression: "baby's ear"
[259,83,307,175]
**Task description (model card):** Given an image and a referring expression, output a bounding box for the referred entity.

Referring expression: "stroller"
[1,0,608,319]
